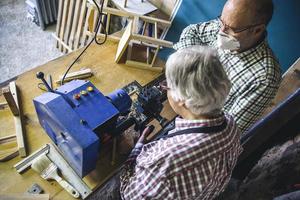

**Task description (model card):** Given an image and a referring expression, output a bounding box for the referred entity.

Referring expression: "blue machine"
[33,79,132,177]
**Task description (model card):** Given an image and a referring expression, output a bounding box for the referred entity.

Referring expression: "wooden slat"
[139,15,171,27]
[125,60,163,72]
[0,194,49,200]
[98,0,108,34]
[9,82,27,157]
[154,22,158,39]
[132,16,139,34]
[81,4,93,47]
[68,0,81,49]
[55,0,64,48]
[151,46,160,66]
[52,33,73,52]
[0,147,18,162]
[131,34,173,48]
[63,0,75,53]
[89,6,172,27]
[85,31,121,42]
[2,87,19,116]
[88,7,99,43]
[115,20,133,63]
[74,0,87,49]
[0,102,8,109]
[0,134,16,144]
[105,13,111,34]
[59,0,70,52]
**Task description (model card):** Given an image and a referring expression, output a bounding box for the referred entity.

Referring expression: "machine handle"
[36,72,54,92]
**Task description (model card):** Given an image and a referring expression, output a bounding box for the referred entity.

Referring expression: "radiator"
[26,0,58,30]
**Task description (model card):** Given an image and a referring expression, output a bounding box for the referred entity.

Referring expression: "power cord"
[60,0,108,85]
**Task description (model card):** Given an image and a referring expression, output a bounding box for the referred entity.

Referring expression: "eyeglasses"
[217,16,263,34]
[159,80,171,91]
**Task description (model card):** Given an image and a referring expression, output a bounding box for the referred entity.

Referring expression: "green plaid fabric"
[174,19,281,133]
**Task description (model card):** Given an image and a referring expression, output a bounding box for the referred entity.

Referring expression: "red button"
[73,94,81,100]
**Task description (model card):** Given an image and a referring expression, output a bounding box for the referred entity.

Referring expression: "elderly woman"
[120,46,242,200]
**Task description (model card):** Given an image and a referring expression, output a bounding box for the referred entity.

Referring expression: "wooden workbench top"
[0,40,176,199]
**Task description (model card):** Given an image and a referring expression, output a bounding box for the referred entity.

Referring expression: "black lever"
[36,72,54,93]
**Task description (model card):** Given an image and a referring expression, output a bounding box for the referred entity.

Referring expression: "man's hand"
[137,125,155,144]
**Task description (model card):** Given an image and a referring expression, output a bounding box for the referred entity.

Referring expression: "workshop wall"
[160,0,300,72]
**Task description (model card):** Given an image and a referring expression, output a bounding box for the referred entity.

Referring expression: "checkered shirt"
[173,19,281,133]
[120,114,242,200]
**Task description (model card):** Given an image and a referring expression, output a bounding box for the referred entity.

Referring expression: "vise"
[33,73,132,177]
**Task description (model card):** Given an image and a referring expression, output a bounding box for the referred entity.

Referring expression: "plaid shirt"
[173,19,281,133]
[120,114,242,200]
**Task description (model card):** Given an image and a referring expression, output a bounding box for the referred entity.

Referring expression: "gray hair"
[166,46,231,116]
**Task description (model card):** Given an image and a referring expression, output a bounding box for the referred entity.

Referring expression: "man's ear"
[254,24,265,35]
[178,100,185,108]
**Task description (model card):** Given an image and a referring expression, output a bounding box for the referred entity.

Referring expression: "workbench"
[0,40,176,199]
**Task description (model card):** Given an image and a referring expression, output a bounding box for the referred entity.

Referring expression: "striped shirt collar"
[169,114,227,134]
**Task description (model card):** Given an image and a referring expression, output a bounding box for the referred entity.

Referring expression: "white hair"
[166,46,231,116]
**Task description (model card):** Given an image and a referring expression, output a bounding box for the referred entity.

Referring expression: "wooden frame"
[1,82,27,157]
[84,2,173,71]
[54,0,89,53]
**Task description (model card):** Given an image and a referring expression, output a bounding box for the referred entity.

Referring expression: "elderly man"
[120,46,242,200]
[174,0,281,133]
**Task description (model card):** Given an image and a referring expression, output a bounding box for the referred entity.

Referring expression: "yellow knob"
[87,86,94,92]
[80,90,88,96]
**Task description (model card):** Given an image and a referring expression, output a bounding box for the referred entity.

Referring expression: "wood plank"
[59,0,70,52]
[111,0,157,15]
[85,30,122,42]
[139,15,171,27]
[150,46,160,66]
[56,68,93,84]
[0,134,16,144]
[115,20,133,63]
[125,60,163,72]
[52,34,73,52]
[9,82,27,157]
[0,194,49,200]
[2,86,19,116]
[0,102,8,108]
[55,0,64,48]
[87,7,99,43]
[81,4,93,47]
[0,147,18,162]
[98,0,108,34]
[132,16,139,34]
[58,68,92,79]
[74,0,87,49]
[68,0,82,50]
[105,13,111,34]
[91,6,171,27]
[154,22,158,38]
[63,0,75,53]
[131,34,173,47]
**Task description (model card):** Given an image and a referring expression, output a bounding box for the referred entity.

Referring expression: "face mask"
[217,31,240,51]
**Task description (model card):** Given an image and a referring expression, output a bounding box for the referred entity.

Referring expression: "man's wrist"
[134,142,144,149]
